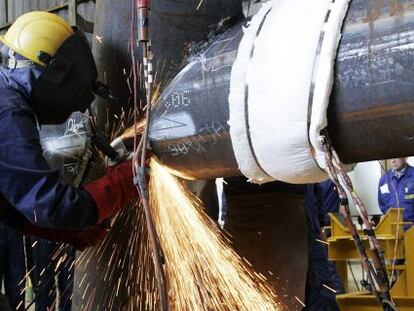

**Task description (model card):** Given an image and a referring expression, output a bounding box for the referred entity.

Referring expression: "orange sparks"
[149,159,283,310]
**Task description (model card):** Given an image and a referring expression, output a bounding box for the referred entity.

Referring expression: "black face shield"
[31,27,98,124]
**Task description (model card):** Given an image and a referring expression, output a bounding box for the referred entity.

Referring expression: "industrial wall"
[0,0,95,34]
[348,162,383,215]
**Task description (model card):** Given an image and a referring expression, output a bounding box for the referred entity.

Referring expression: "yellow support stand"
[327,209,414,310]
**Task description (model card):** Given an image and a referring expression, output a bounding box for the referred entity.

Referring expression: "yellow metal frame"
[327,209,414,310]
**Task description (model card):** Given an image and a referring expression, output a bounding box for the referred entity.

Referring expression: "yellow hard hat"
[0,11,74,66]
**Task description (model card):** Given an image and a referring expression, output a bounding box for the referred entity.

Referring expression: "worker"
[0,11,138,309]
[303,180,344,311]
[0,10,137,249]
[378,158,414,227]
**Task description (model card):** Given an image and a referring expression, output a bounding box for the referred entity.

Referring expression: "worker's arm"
[0,107,137,229]
[0,107,98,229]
[378,176,389,215]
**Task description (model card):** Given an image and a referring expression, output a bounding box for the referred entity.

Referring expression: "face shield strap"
[0,49,36,69]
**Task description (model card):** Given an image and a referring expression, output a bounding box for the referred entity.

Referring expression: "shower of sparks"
[74,53,283,309]
[76,204,159,310]
[21,241,78,310]
[322,284,338,294]
[315,238,329,245]
[149,159,283,310]
[196,0,205,10]
[294,296,305,307]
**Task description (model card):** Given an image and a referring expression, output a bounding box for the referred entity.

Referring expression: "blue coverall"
[303,180,344,311]
[0,51,97,310]
[378,164,414,225]
[0,54,98,230]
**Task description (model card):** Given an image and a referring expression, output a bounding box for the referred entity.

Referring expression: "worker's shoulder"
[0,87,34,117]
[406,164,414,177]
[379,171,390,184]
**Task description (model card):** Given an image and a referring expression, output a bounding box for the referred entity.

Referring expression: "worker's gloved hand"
[108,137,133,166]
[22,221,109,251]
[84,160,138,223]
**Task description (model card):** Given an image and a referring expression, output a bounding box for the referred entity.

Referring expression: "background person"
[303,180,344,311]
[378,158,414,227]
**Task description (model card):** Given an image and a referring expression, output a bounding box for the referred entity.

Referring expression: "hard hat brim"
[0,34,45,66]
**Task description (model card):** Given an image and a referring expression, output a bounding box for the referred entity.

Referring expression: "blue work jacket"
[305,179,340,231]
[0,62,97,230]
[378,165,414,224]
[304,180,343,310]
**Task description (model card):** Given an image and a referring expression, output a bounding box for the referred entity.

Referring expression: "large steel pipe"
[328,0,414,163]
[149,22,243,179]
[149,0,414,180]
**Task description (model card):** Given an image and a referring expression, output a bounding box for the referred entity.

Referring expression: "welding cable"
[325,150,380,292]
[324,141,392,309]
[130,0,169,310]
[322,138,389,303]
[322,135,397,311]
[331,147,391,296]
[389,208,401,284]
[320,132,398,311]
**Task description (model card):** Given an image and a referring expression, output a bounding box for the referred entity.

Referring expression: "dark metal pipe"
[90,0,243,135]
[149,22,243,180]
[328,0,414,163]
[149,0,414,180]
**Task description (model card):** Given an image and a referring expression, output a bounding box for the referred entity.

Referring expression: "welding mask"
[31,27,98,124]
[0,11,106,124]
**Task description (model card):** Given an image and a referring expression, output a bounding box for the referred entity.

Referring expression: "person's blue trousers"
[31,239,75,311]
[0,226,26,311]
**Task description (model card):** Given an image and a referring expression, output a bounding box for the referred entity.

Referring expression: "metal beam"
[68,0,78,26]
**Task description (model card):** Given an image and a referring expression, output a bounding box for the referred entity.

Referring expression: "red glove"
[71,223,110,251]
[84,160,138,223]
[23,221,109,251]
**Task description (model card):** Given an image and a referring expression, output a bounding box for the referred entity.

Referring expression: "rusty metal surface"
[328,0,414,163]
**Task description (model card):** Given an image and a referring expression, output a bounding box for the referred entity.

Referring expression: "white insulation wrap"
[228,0,351,184]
